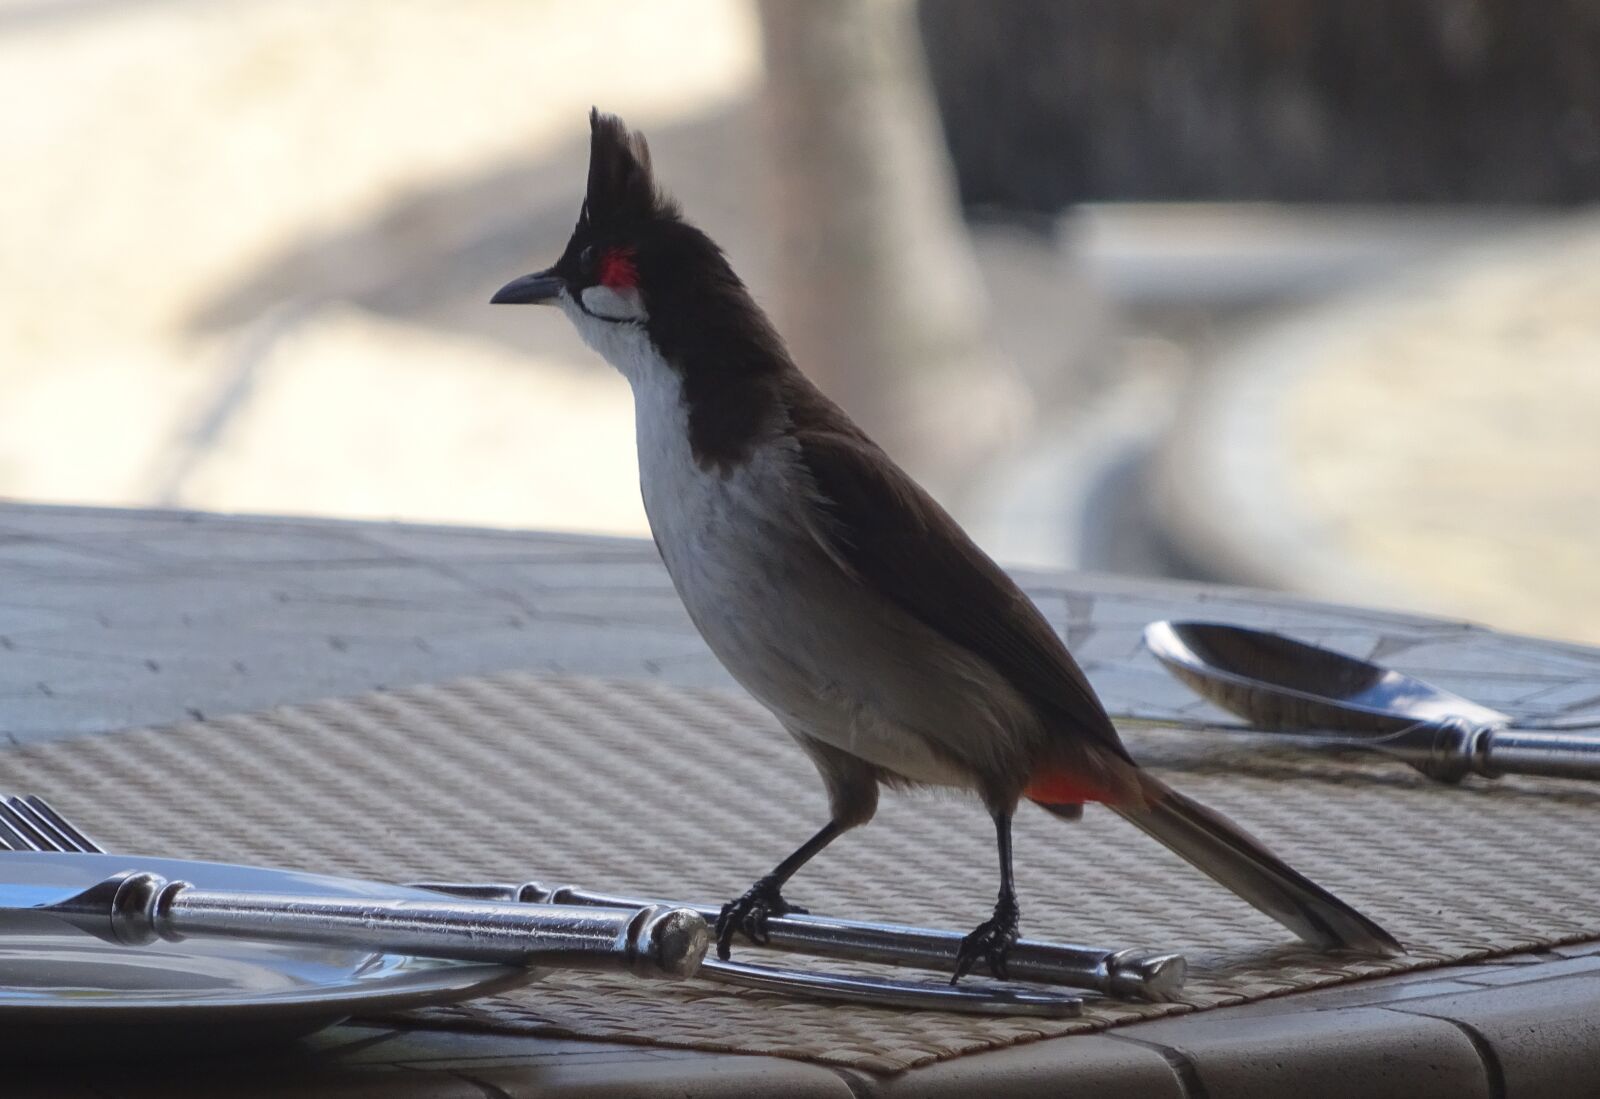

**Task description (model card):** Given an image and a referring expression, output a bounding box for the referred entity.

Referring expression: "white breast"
[627,351,811,659]
[564,311,1018,789]
[558,298,808,675]
[641,373,1001,786]
[574,316,791,588]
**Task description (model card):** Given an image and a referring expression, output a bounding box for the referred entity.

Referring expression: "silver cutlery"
[2,866,707,978]
[0,795,96,853]
[0,796,706,979]
[0,796,1107,1016]
[1145,620,1600,783]
[693,955,1082,1014]
[413,879,1183,1002]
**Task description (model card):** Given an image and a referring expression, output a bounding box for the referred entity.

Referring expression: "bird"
[492,109,1402,981]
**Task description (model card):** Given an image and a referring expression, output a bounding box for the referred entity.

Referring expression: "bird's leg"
[715,819,844,959]
[952,809,1021,983]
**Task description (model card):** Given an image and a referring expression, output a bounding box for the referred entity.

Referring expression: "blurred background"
[2,0,1596,643]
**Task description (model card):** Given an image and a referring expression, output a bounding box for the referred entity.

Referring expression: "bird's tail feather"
[1108,772,1402,956]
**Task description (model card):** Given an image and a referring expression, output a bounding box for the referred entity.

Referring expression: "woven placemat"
[5,671,1600,1073]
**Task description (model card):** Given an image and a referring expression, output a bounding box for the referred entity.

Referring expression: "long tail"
[1105,772,1402,956]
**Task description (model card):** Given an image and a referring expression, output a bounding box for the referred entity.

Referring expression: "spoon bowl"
[1142,620,1600,784]
[1142,620,1512,737]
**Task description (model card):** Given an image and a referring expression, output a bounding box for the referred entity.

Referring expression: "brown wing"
[790,394,1133,764]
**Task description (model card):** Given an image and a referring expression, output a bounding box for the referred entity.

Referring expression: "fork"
[0,795,100,854]
[0,794,1091,1016]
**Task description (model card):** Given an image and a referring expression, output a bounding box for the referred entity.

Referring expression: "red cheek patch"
[598,248,639,290]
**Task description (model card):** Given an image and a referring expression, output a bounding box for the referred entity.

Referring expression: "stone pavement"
[6,502,1600,1097]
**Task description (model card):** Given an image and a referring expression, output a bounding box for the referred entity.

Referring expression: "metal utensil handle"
[699,957,1082,1017]
[1481,727,1600,780]
[411,880,1185,1002]
[89,872,707,979]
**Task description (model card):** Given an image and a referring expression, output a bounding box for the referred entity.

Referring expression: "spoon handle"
[1481,727,1600,781]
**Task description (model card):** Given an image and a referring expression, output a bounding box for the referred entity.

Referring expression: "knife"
[411,879,1185,1002]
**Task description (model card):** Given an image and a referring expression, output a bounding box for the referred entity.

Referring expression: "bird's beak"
[490,268,565,305]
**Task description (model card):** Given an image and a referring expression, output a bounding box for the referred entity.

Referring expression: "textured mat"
[5,671,1600,1073]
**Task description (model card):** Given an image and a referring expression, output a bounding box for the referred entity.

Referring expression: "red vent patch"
[598,248,639,290]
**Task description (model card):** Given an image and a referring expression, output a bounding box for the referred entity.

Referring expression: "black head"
[491,109,682,318]
[493,109,795,471]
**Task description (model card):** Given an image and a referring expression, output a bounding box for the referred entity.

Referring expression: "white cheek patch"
[579,284,647,323]
[558,292,663,384]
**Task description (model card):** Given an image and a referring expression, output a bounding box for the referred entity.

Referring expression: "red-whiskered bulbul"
[493,110,1402,980]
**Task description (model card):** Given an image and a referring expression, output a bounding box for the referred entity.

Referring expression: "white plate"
[0,852,536,1057]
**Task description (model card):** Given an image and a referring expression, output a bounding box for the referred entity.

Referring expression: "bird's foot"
[951,892,1021,984]
[714,875,808,959]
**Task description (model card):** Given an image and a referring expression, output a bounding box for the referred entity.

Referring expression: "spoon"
[1142,620,1600,784]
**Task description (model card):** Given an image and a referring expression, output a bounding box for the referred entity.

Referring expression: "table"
[5,501,1600,1098]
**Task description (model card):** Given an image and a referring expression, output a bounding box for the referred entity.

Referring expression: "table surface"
[6,501,1600,1098]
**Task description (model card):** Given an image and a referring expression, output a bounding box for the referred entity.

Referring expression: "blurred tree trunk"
[757,0,1031,500]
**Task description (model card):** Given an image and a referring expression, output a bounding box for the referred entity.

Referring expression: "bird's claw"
[714,876,806,959]
[951,894,1021,984]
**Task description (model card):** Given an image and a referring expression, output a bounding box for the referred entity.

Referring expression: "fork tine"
[0,800,48,851]
[0,812,29,851]
[21,796,105,854]
[4,797,69,851]
[6,796,83,854]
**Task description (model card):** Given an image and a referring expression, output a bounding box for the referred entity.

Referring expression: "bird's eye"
[578,245,597,272]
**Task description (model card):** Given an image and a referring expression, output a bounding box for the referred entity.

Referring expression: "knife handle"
[1478,727,1600,781]
[93,872,708,978]
[412,879,1187,1002]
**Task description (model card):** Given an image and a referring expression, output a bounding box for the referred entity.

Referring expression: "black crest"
[585,109,677,230]
[570,110,792,473]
